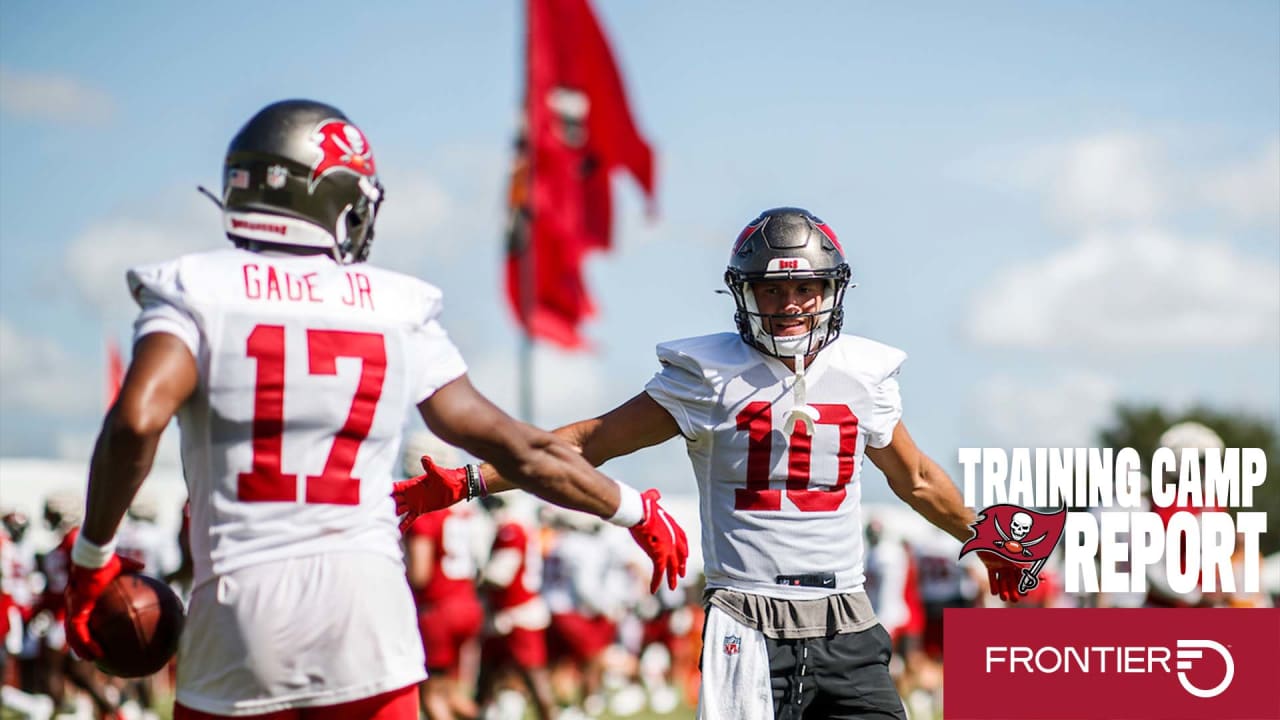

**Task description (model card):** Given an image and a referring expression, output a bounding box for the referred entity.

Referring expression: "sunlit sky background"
[1,2,1277,507]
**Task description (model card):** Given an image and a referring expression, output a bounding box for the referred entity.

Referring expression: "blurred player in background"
[62,98,687,720]
[633,568,698,715]
[863,517,927,710]
[541,509,625,717]
[913,527,982,657]
[400,432,484,720]
[114,495,178,579]
[1,508,57,720]
[1147,421,1225,609]
[476,495,556,720]
[398,207,1021,720]
[32,492,124,718]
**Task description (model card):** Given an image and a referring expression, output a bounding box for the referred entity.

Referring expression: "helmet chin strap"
[783,351,820,436]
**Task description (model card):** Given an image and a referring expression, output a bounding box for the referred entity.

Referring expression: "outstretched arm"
[867,421,1021,603]
[413,385,687,591]
[473,391,682,496]
[418,382,679,518]
[865,422,973,543]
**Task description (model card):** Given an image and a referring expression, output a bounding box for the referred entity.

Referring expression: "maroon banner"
[944,608,1280,720]
[508,0,655,349]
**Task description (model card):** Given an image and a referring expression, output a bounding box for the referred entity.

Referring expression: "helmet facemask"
[335,175,384,264]
[729,267,850,360]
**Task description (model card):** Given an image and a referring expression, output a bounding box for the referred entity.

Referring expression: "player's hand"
[65,554,145,660]
[392,455,468,533]
[979,551,1022,604]
[629,489,689,593]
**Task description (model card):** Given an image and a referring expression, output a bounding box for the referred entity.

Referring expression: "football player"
[475,495,556,720]
[395,207,1021,719]
[62,99,687,720]
[1146,421,1225,609]
[400,433,484,720]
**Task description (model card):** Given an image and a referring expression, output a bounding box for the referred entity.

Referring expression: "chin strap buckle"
[783,353,819,436]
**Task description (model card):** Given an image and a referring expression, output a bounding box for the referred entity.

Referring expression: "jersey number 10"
[238,324,386,505]
[735,401,858,512]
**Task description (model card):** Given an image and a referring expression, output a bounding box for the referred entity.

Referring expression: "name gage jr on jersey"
[241,261,375,310]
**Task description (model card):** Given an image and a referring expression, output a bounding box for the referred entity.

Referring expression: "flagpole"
[518,0,535,425]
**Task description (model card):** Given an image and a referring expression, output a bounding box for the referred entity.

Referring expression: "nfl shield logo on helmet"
[266,164,288,189]
[723,634,741,656]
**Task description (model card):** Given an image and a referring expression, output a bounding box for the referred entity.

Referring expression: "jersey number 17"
[238,324,386,505]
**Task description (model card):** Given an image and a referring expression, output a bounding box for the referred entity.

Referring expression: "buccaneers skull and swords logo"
[960,504,1068,596]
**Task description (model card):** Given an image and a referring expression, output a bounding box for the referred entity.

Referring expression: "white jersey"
[128,248,466,588]
[544,526,638,617]
[912,530,977,604]
[115,518,179,577]
[864,539,911,634]
[645,332,905,600]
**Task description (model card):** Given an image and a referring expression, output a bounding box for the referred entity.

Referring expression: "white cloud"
[976,372,1119,449]
[61,168,478,322]
[1200,138,1280,227]
[0,66,115,125]
[970,228,1279,350]
[0,317,99,417]
[1045,133,1166,229]
[970,134,1280,353]
[63,194,216,324]
[465,345,609,430]
[373,172,454,258]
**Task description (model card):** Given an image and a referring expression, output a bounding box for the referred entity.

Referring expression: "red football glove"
[392,455,468,534]
[65,554,145,660]
[979,551,1022,604]
[629,489,689,593]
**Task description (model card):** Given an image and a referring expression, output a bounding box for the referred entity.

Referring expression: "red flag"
[959,504,1067,565]
[105,338,125,408]
[507,0,655,348]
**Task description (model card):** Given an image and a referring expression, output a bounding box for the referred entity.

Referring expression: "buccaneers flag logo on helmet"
[960,504,1068,595]
[308,119,376,193]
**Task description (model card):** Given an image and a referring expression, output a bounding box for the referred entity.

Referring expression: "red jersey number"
[734,401,859,512]
[237,325,386,505]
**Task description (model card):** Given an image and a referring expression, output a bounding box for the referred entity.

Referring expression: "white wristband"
[607,482,645,528]
[71,533,117,570]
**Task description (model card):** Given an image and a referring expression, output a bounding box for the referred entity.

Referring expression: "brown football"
[88,572,185,678]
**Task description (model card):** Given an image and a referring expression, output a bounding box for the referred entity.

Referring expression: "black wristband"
[465,464,487,501]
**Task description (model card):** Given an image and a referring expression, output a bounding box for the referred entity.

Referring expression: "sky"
[1,1,1277,506]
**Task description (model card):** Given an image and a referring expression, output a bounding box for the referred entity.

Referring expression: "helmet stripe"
[814,222,843,254]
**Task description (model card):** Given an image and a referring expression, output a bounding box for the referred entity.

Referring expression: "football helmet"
[2,509,29,543]
[1158,422,1225,462]
[222,99,384,263]
[43,490,82,532]
[724,207,852,358]
[399,430,458,479]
